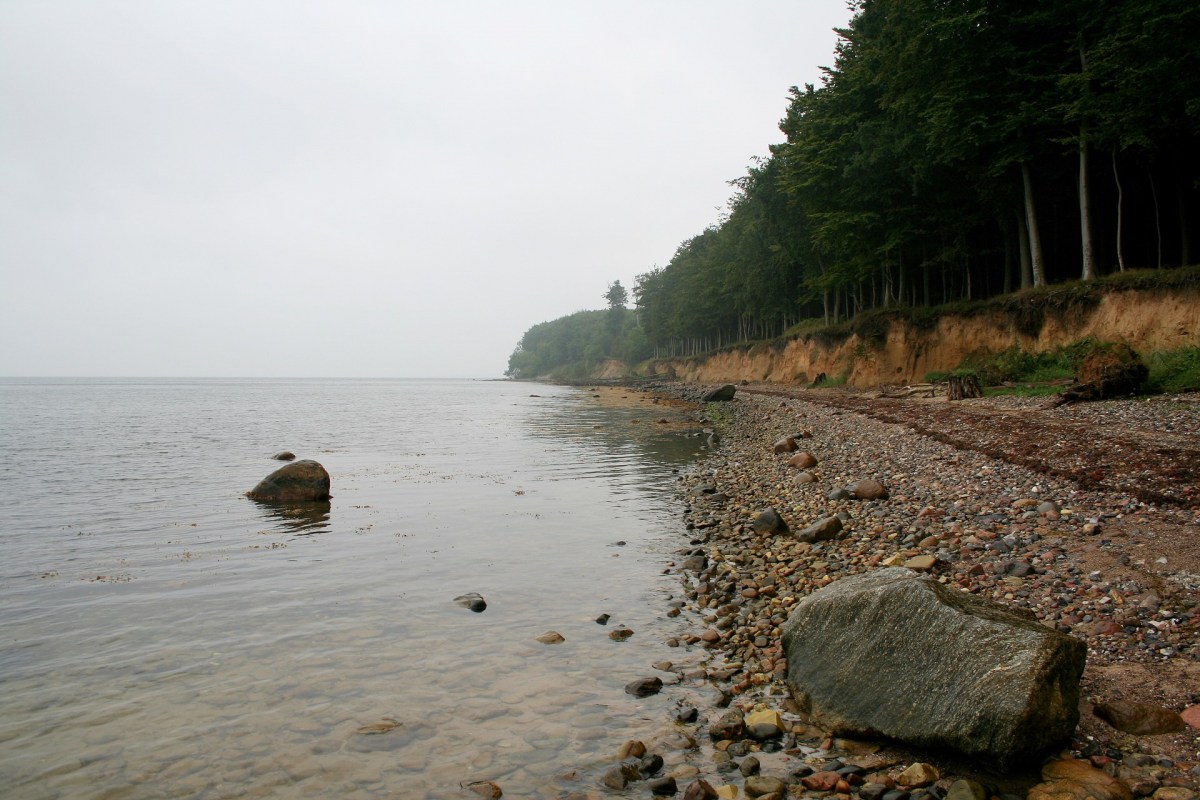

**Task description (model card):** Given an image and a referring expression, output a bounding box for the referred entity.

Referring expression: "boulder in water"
[247,459,331,502]
[454,593,487,613]
[782,567,1085,768]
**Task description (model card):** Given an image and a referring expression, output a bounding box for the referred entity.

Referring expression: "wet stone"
[625,677,663,697]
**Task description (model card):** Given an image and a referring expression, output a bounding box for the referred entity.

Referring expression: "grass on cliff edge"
[783,265,1200,348]
[926,343,1200,396]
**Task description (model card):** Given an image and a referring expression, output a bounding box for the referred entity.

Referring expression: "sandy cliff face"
[653,289,1200,387]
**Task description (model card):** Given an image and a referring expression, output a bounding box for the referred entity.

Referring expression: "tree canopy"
[633,0,1199,358]
[509,0,1199,373]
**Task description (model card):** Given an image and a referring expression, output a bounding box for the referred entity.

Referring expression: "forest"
[509,0,1199,375]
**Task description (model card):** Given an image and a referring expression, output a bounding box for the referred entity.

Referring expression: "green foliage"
[604,281,629,310]
[625,0,1200,362]
[959,345,1081,386]
[506,307,650,379]
[1145,347,1200,393]
[811,371,848,388]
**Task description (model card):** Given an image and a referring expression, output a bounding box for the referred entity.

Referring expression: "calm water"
[0,378,707,799]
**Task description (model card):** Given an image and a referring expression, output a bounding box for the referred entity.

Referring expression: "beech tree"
[619,0,1199,359]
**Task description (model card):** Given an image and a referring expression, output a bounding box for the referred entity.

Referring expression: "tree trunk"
[1112,145,1126,272]
[1016,210,1032,289]
[1079,135,1096,280]
[1022,162,1046,286]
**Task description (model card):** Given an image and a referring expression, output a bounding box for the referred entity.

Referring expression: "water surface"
[0,378,704,799]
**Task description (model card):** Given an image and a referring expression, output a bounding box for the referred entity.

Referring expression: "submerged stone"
[247,459,330,502]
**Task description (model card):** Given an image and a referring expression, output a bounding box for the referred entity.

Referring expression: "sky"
[0,1,851,378]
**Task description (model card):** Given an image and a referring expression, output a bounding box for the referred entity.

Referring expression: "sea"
[0,378,711,799]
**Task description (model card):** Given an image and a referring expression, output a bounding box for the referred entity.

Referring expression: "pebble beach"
[573,384,1200,800]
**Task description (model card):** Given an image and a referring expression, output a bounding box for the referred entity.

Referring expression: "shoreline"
[592,382,1199,798]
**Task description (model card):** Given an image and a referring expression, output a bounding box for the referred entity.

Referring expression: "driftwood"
[948,375,983,400]
[879,383,941,399]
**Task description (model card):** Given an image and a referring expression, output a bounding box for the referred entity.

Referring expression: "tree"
[604,281,629,310]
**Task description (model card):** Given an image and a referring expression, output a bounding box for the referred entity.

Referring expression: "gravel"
[650,384,1199,796]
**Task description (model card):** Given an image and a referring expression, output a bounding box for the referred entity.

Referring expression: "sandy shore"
[599,382,1200,799]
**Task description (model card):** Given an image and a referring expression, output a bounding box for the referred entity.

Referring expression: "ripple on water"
[0,378,702,798]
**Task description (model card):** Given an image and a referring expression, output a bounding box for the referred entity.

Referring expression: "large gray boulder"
[782,568,1085,768]
[247,459,331,502]
[701,384,737,402]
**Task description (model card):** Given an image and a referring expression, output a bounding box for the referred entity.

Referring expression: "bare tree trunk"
[1022,162,1046,286]
[1079,135,1096,279]
[1016,210,1033,289]
[1112,145,1126,272]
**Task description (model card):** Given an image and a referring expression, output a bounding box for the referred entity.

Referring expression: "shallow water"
[0,378,706,798]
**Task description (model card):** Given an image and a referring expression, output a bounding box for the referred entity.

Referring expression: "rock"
[625,677,663,697]
[536,631,565,644]
[466,780,503,798]
[788,452,818,469]
[848,479,889,500]
[617,740,647,760]
[709,710,746,741]
[649,776,678,795]
[745,776,788,797]
[1094,700,1186,735]
[715,784,738,799]
[781,568,1086,767]
[793,471,817,485]
[1028,758,1132,800]
[702,385,737,402]
[356,719,399,734]
[453,593,487,612]
[271,450,296,461]
[795,515,843,543]
[609,627,635,641]
[773,437,799,454]
[1182,705,1200,729]
[945,780,987,800]
[246,459,330,502]
[802,771,842,791]
[1152,790,1197,800]
[641,754,664,776]
[595,613,611,625]
[744,709,785,740]
[827,487,852,500]
[683,778,719,800]
[903,554,938,571]
[603,764,639,790]
[896,764,939,788]
[751,508,790,535]
[740,756,761,776]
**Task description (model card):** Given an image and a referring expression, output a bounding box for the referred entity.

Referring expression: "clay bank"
[645,285,1200,387]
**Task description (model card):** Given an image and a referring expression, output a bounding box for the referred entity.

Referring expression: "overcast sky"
[1,1,850,378]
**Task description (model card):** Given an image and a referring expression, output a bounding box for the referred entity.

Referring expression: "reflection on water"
[0,379,705,800]
[252,499,333,534]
